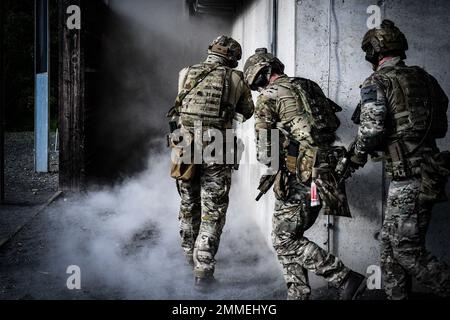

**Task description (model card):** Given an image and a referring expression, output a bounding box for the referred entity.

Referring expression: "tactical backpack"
[281,78,341,146]
[380,65,448,143]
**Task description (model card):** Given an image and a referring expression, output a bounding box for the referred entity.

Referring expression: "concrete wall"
[232,0,450,291]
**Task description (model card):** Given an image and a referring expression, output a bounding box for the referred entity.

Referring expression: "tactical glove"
[349,151,368,168]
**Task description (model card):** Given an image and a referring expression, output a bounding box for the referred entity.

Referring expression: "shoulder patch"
[361,85,377,104]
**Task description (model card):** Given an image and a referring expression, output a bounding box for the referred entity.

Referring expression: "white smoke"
[48,142,284,299]
[43,0,286,299]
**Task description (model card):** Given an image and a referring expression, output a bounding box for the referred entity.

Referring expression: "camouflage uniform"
[355,56,450,299]
[177,163,232,278]
[254,75,351,300]
[174,40,254,279]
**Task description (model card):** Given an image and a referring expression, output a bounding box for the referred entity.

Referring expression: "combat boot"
[339,271,366,300]
[194,276,217,293]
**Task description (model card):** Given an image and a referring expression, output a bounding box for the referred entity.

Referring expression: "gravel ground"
[4,131,58,205]
[0,131,59,270]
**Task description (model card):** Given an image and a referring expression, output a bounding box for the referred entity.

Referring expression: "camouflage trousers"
[381,177,450,299]
[177,163,232,278]
[272,174,350,300]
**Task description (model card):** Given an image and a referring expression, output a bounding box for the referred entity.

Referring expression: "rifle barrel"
[255,192,264,201]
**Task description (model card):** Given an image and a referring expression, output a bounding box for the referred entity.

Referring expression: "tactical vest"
[179,63,233,129]
[377,65,448,180]
[278,78,341,147]
[379,65,448,145]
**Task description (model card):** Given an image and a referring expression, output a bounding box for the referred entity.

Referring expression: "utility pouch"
[169,131,197,182]
[170,162,197,182]
[388,141,410,180]
[170,143,197,181]
[286,140,300,174]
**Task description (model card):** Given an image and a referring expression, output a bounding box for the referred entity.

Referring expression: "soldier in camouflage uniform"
[168,36,254,290]
[243,48,366,300]
[342,20,450,299]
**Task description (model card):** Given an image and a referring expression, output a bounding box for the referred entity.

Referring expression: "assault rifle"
[256,172,279,201]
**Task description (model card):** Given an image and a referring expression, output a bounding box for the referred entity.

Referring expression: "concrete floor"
[0,133,433,300]
[0,198,374,300]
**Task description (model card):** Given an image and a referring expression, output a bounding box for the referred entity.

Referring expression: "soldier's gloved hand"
[349,151,368,169]
[336,157,355,182]
[335,151,367,183]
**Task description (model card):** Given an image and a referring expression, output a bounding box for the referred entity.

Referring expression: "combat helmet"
[243,48,285,90]
[208,35,242,68]
[362,19,408,64]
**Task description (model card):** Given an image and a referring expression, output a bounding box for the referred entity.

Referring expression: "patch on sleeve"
[361,85,378,104]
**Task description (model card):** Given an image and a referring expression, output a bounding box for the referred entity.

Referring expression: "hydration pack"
[283,78,341,146]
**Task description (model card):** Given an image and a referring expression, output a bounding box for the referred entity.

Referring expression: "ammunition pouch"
[386,140,422,180]
[286,140,300,174]
[419,151,450,203]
